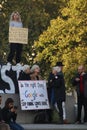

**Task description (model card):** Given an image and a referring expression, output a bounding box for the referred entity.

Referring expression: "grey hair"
[22,65,30,72]
[31,64,40,73]
[52,66,61,72]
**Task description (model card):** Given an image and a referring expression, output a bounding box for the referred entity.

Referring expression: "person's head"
[10,11,21,22]
[22,65,30,74]
[5,98,14,109]
[0,96,2,105]
[52,67,58,75]
[52,66,61,75]
[78,65,85,74]
[31,65,40,75]
[56,61,64,71]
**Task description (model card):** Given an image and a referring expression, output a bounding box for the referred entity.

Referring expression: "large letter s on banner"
[1,65,15,93]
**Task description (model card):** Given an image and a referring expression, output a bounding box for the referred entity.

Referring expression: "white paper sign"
[9,27,28,44]
[18,80,50,110]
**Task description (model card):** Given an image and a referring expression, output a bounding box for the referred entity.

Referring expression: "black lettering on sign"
[22,102,26,106]
[27,102,34,106]
[35,102,41,105]
[30,83,36,88]
[37,82,44,89]
[42,101,47,105]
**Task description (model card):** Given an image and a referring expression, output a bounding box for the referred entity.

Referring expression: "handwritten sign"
[9,27,28,44]
[18,80,50,110]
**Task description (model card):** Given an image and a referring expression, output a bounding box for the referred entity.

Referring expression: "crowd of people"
[18,62,87,125]
[0,10,87,129]
[47,63,87,124]
[1,62,87,129]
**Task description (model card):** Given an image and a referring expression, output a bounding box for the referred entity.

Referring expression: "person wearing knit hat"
[18,64,31,80]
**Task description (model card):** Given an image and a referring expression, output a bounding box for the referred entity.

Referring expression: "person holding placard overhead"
[7,11,23,66]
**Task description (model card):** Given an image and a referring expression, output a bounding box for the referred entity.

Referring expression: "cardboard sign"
[18,80,50,110]
[9,27,28,44]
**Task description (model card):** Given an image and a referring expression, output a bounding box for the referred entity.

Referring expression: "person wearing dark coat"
[0,96,3,122]
[0,96,10,130]
[48,68,66,105]
[48,66,66,123]
[2,98,24,130]
[18,64,31,80]
[56,62,68,124]
[72,65,87,124]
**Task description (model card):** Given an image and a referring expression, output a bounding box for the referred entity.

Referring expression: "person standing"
[48,65,66,124]
[72,65,87,124]
[7,11,23,66]
[18,64,31,80]
[56,62,67,123]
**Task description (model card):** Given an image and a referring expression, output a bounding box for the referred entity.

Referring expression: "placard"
[18,80,50,110]
[9,27,28,44]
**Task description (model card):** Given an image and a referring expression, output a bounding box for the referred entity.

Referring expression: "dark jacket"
[18,71,31,80]
[1,107,17,123]
[72,73,87,98]
[48,72,66,102]
[0,107,3,121]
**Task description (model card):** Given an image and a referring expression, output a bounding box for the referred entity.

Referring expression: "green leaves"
[34,0,87,89]
[1,0,87,90]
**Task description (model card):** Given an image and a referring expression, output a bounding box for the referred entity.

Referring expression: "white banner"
[18,80,50,110]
